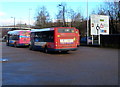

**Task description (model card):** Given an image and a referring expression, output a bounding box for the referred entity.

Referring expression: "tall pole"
[59,4,66,27]
[20,18,21,29]
[87,0,89,45]
[11,17,15,28]
[63,6,65,26]
[14,17,15,28]
[29,8,32,28]
[118,1,120,22]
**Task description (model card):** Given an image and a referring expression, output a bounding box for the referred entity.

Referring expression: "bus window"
[9,35,19,40]
[14,35,19,40]
[58,28,75,33]
[34,31,54,42]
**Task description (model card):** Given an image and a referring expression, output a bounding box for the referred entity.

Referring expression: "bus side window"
[9,35,12,40]
[30,33,34,39]
[15,35,19,40]
[12,35,19,40]
[43,31,54,42]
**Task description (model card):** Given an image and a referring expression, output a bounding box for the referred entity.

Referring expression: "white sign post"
[91,15,109,45]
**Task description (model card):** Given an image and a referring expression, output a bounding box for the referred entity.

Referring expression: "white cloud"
[0,18,35,26]
[0,12,6,16]
[52,19,72,22]
[0,19,14,26]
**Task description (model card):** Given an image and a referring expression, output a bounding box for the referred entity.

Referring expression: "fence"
[100,34,120,48]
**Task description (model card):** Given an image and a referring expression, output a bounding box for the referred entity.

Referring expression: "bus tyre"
[29,45,32,50]
[29,45,35,51]
[6,42,9,46]
[44,47,48,53]
[61,51,68,53]
[14,43,18,48]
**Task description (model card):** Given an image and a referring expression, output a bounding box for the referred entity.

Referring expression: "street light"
[29,8,32,28]
[11,17,15,28]
[118,1,120,22]
[86,0,89,45]
[58,4,66,27]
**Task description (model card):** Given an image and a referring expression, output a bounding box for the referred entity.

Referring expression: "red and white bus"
[6,30,30,47]
[29,27,80,53]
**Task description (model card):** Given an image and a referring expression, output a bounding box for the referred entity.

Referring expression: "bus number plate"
[60,39,74,44]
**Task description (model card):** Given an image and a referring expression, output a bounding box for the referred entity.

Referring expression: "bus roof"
[31,28,54,32]
[8,30,30,35]
[30,27,77,33]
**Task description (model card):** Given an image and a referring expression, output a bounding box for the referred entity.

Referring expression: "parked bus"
[6,30,30,47]
[29,27,80,53]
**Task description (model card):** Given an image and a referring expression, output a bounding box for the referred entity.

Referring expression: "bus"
[6,30,30,47]
[29,27,80,53]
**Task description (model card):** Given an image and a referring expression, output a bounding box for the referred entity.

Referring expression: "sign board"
[91,15,109,35]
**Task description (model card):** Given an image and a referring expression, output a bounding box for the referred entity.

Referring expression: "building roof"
[0,27,32,30]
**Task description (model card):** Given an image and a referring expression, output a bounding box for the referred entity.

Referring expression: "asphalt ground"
[2,42,118,85]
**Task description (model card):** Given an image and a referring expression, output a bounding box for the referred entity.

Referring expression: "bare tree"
[95,1,120,34]
[67,8,76,27]
[67,8,86,36]
[35,6,51,28]
[56,3,67,27]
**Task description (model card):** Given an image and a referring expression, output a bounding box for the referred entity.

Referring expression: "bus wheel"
[29,45,32,50]
[61,51,68,53]
[6,42,9,46]
[44,47,48,53]
[29,45,35,51]
[14,43,18,48]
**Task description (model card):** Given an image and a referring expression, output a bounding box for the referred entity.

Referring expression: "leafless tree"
[56,3,67,26]
[94,1,120,34]
[35,6,51,28]
[67,8,76,27]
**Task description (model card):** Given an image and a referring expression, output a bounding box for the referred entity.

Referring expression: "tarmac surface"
[2,42,118,85]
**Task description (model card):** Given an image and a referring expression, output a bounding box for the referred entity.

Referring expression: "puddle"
[0,58,8,62]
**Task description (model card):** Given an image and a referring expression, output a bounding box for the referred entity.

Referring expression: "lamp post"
[86,0,89,45]
[58,4,66,27]
[118,1,120,22]
[29,8,32,28]
[11,17,15,28]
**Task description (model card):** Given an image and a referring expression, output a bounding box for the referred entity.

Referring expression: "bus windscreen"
[58,28,75,33]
